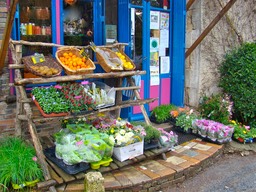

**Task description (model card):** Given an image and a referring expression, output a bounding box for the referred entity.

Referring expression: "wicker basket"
[55,47,95,75]
[22,56,62,78]
[95,48,123,73]
[118,49,136,71]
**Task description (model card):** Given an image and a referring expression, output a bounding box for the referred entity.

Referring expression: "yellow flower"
[243,131,247,134]
[110,128,115,134]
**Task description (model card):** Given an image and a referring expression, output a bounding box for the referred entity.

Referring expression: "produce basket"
[22,55,62,78]
[117,49,136,71]
[55,47,95,75]
[95,47,123,72]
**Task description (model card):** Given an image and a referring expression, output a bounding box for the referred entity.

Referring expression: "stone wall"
[186,0,256,107]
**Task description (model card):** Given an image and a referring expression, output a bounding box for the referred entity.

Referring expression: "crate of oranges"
[56,47,95,75]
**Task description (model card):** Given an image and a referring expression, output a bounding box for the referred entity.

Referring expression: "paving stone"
[134,164,161,180]
[180,155,201,165]
[192,143,212,151]
[157,159,183,173]
[112,171,133,187]
[178,159,195,169]
[181,149,199,157]
[166,156,187,165]
[192,152,209,161]
[119,166,151,186]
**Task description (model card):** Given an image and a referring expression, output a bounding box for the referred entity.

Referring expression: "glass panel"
[150,0,169,9]
[105,0,117,44]
[131,9,143,70]
[131,0,142,6]
[63,0,93,46]
[19,0,52,56]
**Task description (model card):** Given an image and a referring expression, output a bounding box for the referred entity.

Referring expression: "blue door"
[118,0,186,121]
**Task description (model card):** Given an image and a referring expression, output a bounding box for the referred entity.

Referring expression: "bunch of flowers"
[86,115,146,147]
[55,82,96,113]
[193,119,234,143]
[157,128,178,149]
[231,120,256,143]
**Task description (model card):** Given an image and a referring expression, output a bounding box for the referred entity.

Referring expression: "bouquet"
[158,128,178,149]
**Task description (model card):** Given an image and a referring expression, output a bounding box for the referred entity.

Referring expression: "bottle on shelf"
[41,26,46,35]
[20,23,27,35]
[27,23,33,35]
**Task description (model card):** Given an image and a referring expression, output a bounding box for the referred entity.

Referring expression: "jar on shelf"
[41,26,46,35]
[20,23,27,35]
[27,23,33,35]
[34,26,41,35]
[46,26,51,35]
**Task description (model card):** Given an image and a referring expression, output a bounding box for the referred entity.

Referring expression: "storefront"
[11,0,186,121]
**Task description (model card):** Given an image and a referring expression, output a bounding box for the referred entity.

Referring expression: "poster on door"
[150,66,160,86]
[150,11,160,29]
[160,12,169,30]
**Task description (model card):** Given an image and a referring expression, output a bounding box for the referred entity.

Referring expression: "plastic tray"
[44,146,90,175]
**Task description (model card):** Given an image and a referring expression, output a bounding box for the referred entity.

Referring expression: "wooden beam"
[0,0,19,74]
[186,0,196,10]
[185,0,238,58]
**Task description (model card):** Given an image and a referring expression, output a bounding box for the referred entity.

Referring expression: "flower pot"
[144,139,160,151]
[90,157,113,169]
[12,178,40,189]
[113,140,144,162]
[173,126,192,134]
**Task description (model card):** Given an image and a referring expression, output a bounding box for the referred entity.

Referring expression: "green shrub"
[198,94,231,125]
[219,42,256,125]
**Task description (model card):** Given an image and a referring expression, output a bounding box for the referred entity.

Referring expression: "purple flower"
[81,81,89,85]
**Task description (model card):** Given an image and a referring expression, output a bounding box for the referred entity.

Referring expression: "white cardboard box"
[113,141,144,162]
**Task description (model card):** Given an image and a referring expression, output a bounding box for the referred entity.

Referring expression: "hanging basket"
[22,55,62,78]
[55,47,95,75]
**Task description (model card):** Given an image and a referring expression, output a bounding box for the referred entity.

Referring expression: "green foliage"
[131,122,161,142]
[150,104,178,123]
[0,137,43,191]
[219,42,256,125]
[175,113,198,132]
[198,94,231,125]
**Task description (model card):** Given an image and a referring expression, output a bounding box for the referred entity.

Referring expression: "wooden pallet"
[39,136,171,187]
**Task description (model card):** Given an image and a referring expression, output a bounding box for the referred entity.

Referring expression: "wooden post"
[127,77,152,125]
[0,0,19,73]
[186,0,196,10]
[185,0,238,58]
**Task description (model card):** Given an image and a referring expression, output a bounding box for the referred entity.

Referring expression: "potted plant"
[193,119,234,143]
[131,122,161,150]
[231,120,255,143]
[157,128,178,149]
[174,112,198,133]
[150,104,177,124]
[0,137,43,191]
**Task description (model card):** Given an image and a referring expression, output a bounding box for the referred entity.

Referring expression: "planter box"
[113,141,144,162]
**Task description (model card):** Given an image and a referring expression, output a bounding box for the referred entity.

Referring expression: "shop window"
[105,0,118,44]
[131,9,143,70]
[150,0,169,9]
[63,0,93,46]
[131,0,143,6]
[19,0,52,56]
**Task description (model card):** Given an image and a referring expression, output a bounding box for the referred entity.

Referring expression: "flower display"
[158,128,178,148]
[56,82,96,113]
[193,119,234,143]
[86,115,146,147]
[231,120,256,143]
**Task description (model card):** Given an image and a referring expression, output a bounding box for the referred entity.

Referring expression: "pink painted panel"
[149,85,159,111]
[160,78,171,105]
[133,80,144,114]
[56,1,60,44]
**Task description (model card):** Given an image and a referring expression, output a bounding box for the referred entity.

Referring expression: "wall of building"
[185,0,256,107]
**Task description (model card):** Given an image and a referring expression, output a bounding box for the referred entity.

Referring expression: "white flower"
[120,129,126,135]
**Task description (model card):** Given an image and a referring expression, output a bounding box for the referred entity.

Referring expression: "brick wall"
[0,0,15,136]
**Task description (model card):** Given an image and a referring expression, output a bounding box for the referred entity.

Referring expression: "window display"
[19,0,52,56]
[63,0,93,46]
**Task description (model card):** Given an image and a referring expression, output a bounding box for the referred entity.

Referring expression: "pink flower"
[81,81,89,85]
[76,140,83,146]
[74,95,82,100]
[54,85,62,89]
[32,156,37,161]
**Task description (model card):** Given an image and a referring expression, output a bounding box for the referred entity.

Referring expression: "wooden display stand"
[9,40,167,191]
